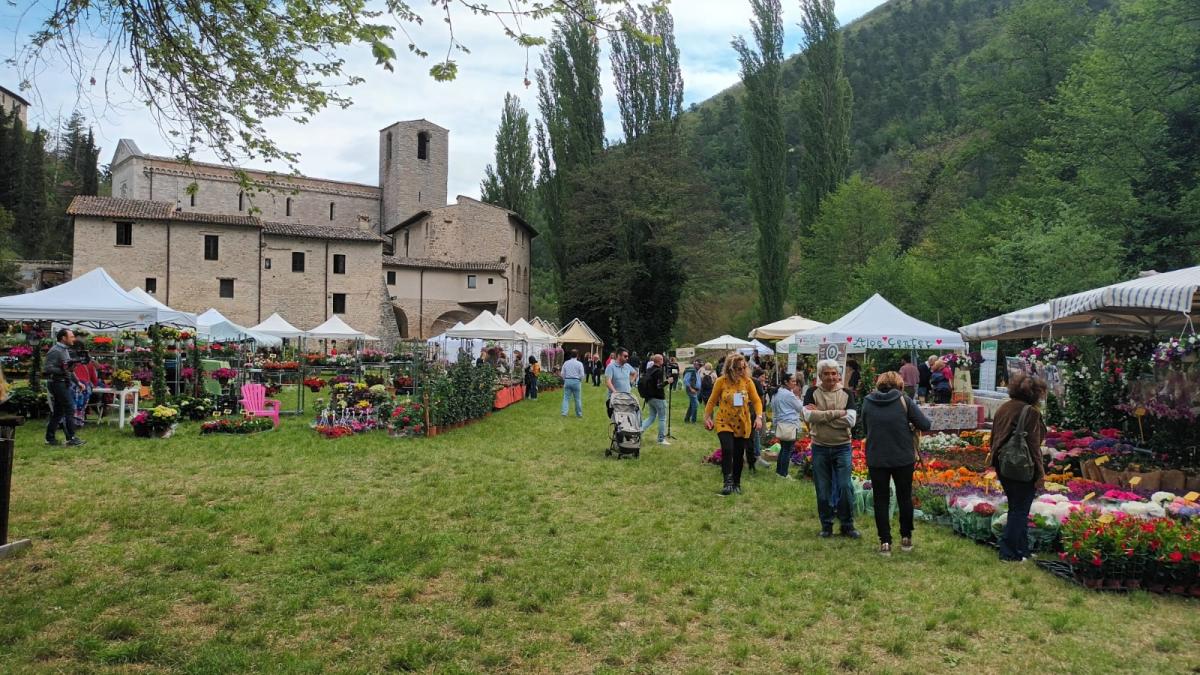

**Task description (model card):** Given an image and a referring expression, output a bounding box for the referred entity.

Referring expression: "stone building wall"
[378,120,448,233]
[260,237,385,338]
[71,214,172,296]
[165,223,262,325]
[0,85,28,125]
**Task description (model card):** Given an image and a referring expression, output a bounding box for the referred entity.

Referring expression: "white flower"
[1150,491,1176,506]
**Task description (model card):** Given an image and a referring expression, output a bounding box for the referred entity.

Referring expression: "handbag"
[776,421,799,442]
[899,394,923,463]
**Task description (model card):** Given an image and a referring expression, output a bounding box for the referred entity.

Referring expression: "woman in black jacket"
[861,371,932,556]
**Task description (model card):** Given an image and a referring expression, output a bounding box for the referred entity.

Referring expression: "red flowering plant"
[303,377,326,393]
[1060,512,1200,593]
[389,401,425,437]
[91,335,114,348]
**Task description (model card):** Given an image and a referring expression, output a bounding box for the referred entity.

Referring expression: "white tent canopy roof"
[0,267,195,328]
[248,312,307,338]
[749,315,826,340]
[959,266,1200,340]
[793,294,967,351]
[202,320,283,347]
[306,314,378,340]
[127,287,198,325]
[738,339,775,356]
[510,318,558,343]
[775,331,865,354]
[444,310,526,341]
[696,334,756,350]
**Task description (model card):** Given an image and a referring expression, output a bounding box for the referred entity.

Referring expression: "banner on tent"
[823,336,950,351]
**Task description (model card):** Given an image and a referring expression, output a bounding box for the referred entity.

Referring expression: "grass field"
[2,384,1197,673]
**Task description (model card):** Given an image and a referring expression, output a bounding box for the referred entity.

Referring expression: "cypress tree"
[797,0,853,231]
[733,0,788,323]
[611,5,684,141]
[0,111,24,213]
[480,93,536,220]
[82,128,100,196]
[17,127,49,258]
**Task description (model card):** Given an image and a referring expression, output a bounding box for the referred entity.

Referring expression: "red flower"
[1091,555,1102,567]
[1167,551,1183,563]
[1141,523,1157,533]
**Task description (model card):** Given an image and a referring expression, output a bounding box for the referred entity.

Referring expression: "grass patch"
[1,385,1197,671]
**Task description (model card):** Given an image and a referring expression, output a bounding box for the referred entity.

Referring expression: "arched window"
[285,197,292,217]
[238,191,244,211]
[417,132,429,160]
[189,191,195,207]
[329,201,335,221]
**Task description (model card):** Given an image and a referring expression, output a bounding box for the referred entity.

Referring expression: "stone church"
[68,119,535,342]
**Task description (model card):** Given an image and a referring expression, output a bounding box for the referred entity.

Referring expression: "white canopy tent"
[511,318,558,344]
[775,331,866,355]
[749,315,826,340]
[248,312,307,339]
[444,310,526,341]
[127,287,198,325]
[427,322,483,363]
[960,267,1200,340]
[792,294,967,352]
[0,267,195,328]
[306,314,379,341]
[194,308,281,346]
[696,334,756,351]
[738,339,775,357]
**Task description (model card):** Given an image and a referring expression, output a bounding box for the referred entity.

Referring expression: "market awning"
[0,267,194,328]
[306,314,378,341]
[248,312,307,339]
[557,318,602,346]
[749,315,825,340]
[696,334,755,350]
[793,294,966,351]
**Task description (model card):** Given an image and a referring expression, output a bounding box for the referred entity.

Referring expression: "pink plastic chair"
[239,383,281,427]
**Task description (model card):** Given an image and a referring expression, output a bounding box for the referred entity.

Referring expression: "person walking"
[639,354,671,445]
[43,328,86,447]
[803,359,859,538]
[560,350,585,417]
[748,368,771,472]
[591,354,603,386]
[988,372,1047,563]
[682,359,702,423]
[899,355,920,399]
[704,353,763,496]
[699,362,715,405]
[525,355,541,399]
[771,372,806,479]
[861,371,932,555]
[604,348,638,418]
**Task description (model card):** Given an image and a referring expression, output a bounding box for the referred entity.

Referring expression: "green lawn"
[1,385,1196,673]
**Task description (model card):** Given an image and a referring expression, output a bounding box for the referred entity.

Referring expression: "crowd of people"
[556,344,1040,562]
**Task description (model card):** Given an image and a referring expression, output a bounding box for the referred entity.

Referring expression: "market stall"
[557,318,603,357]
[445,311,527,406]
[749,315,825,341]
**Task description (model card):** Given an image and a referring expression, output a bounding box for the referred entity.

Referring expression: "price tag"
[1094,455,1110,465]
[1097,514,1115,524]
[1133,406,1146,418]
[1184,491,1200,502]
[1083,492,1095,501]
[1128,476,1142,486]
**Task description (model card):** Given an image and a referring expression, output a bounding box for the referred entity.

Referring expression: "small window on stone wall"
[264,258,272,270]
[387,271,396,285]
[292,252,305,273]
[332,293,346,314]
[418,132,429,160]
[467,275,477,289]
[333,254,346,274]
[238,191,245,212]
[145,278,157,294]
[286,197,292,217]
[204,234,219,261]
[190,192,196,207]
[488,277,494,285]
[115,221,132,246]
[329,202,335,221]
[219,278,234,298]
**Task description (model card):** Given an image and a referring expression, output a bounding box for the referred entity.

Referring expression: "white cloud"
[0,0,884,200]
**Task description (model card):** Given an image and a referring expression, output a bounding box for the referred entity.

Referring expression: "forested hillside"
[672,0,1197,343]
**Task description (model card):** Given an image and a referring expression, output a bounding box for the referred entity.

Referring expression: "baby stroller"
[606,392,642,459]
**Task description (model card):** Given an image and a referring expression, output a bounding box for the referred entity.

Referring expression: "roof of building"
[379,118,449,133]
[382,255,507,272]
[0,84,30,106]
[262,221,385,243]
[384,196,537,236]
[68,196,383,242]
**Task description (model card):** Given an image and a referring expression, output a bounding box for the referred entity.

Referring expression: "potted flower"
[133,368,154,386]
[92,335,114,350]
[131,404,180,438]
[110,369,133,390]
[7,345,32,361]
[120,330,137,348]
[303,377,326,393]
[212,367,239,385]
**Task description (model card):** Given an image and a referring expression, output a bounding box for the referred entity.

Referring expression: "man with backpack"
[639,354,672,446]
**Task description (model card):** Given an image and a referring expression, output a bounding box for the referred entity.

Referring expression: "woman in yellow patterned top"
[704,353,763,496]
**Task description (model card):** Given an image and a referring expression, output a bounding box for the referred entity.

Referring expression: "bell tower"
[379,120,449,236]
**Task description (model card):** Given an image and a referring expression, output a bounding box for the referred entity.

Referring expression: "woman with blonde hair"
[929,358,953,404]
[861,371,931,555]
[704,352,763,496]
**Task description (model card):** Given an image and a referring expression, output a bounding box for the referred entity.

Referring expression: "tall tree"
[16,127,49,258]
[733,0,788,323]
[0,111,25,213]
[610,5,684,141]
[536,3,606,315]
[480,93,536,219]
[81,129,100,196]
[797,0,853,231]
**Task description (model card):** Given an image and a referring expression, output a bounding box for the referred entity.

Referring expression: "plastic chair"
[239,382,281,427]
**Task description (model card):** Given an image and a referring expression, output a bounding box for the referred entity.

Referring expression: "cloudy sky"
[1,0,885,198]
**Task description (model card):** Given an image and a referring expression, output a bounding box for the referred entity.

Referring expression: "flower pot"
[1083,578,1101,589]
[427,426,439,437]
[217,378,230,386]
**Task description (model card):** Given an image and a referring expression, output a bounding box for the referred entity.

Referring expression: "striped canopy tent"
[960,266,1200,340]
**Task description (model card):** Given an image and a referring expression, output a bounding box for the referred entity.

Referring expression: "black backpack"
[995,405,1037,481]
[638,367,657,399]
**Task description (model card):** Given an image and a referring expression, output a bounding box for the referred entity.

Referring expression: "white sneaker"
[756,458,771,469]
[659,439,671,446]
[778,473,793,480]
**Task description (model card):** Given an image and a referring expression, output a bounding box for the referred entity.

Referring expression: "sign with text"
[980,340,998,391]
[675,347,695,360]
[818,343,848,378]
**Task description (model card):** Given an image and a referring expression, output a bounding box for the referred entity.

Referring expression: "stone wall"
[378,120,449,233]
[72,215,172,296]
[260,237,385,338]
[111,155,382,231]
[0,86,28,125]
[385,265,507,338]
[164,223,262,325]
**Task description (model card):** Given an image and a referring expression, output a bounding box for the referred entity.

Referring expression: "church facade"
[69,119,534,341]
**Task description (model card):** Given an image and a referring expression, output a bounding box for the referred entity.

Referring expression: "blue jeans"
[811,443,855,531]
[684,393,699,422]
[641,398,667,442]
[561,379,582,416]
[776,439,796,477]
[999,476,1036,560]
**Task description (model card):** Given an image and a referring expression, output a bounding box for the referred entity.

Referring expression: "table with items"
[919,403,985,431]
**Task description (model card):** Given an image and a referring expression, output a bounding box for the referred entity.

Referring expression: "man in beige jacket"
[803,359,860,538]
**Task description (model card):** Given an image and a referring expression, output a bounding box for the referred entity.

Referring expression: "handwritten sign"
[1094,455,1110,466]
[1083,492,1095,501]
[1128,476,1142,486]
[1184,491,1199,502]
[1098,514,1115,524]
